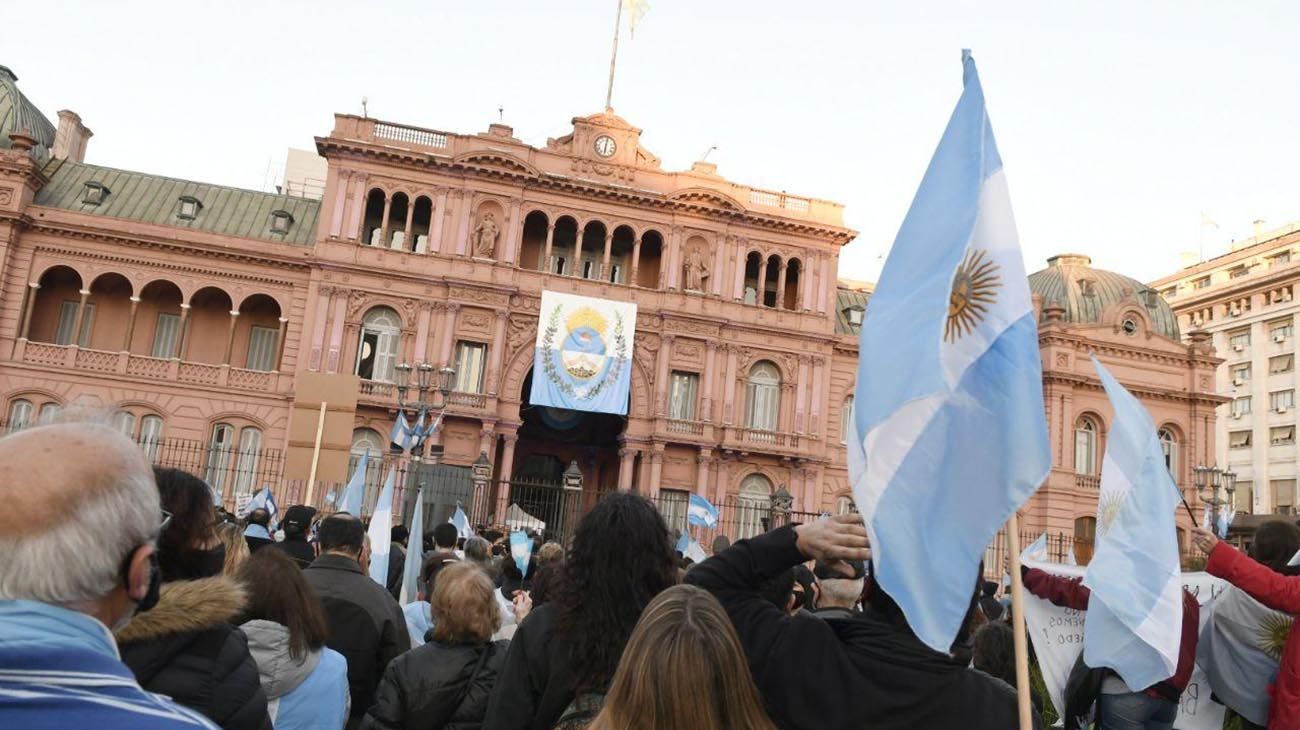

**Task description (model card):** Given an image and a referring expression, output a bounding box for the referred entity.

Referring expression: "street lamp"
[1193,464,1238,536]
[393,361,457,526]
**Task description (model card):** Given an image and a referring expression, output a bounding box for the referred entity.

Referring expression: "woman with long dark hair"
[482,493,677,730]
[238,549,349,729]
[588,584,777,730]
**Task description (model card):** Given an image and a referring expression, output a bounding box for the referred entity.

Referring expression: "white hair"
[819,578,865,609]
[0,433,158,605]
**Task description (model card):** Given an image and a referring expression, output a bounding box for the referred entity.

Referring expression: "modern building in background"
[0,63,1219,548]
[1151,221,1300,517]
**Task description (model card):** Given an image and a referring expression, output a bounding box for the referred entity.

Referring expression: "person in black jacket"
[304,513,410,730]
[482,493,677,730]
[269,505,317,569]
[362,561,509,729]
[685,514,1037,730]
[116,467,271,730]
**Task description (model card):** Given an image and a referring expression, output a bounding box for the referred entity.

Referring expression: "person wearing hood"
[237,548,349,729]
[116,467,271,730]
[270,505,318,569]
[685,514,1034,730]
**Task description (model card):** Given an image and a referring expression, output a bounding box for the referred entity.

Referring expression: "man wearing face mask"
[114,467,272,730]
[0,422,219,728]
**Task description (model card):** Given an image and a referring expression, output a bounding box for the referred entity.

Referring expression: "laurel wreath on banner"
[541,304,626,401]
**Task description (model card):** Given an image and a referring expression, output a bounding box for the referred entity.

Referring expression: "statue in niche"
[683,246,710,291]
[472,213,499,258]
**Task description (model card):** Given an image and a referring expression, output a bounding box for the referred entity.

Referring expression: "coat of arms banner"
[530,291,637,416]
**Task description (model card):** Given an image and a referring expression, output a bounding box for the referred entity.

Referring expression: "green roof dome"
[0,65,56,161]
[1028,254,1180,340]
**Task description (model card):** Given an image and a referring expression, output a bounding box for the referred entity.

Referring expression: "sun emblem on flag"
[1097,491,1126,536]
[1258,612,1295,660]
[945,249,1002,342]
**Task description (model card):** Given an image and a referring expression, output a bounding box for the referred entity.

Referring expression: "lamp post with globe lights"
[393,361,456,526]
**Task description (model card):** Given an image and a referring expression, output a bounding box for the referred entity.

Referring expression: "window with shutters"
[36,403,62,425]
[1273,480,1296,515]
[152,312,181,358]
[744,361,781,431]
[1270,355,1294,374]
[232,428,262,497]
[139,415,164,462]
[111,411,136,438]
[1271,426,1295,446]
[356,308,401,382]
[6,399,32,432]
[1270,251,1292,268]
[1229,430,1253,449]
[1229,330,1251,350]
[454,341,487,393]
[1271,319,1294,340]
[669,372,699,421]
[1074,416,1100,475]
[1158,428,1179,477]
[1232,363,1252,382]
[1233,397,1253,417]
[1271,390,1295,411]
[841,395,855,444]
[245,326,278,372]
[737,474,773,539]
[1235,481,1254,514]
[659,489,690,534]
[204,423,235,497]
[55,301,95,347]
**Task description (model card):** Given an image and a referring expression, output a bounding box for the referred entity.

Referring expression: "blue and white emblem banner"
[530,291,636,416]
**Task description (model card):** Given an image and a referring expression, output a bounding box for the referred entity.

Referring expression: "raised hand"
[794,513,870,564]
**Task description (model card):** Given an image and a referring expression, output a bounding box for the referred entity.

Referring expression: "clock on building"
[593,135,617,158]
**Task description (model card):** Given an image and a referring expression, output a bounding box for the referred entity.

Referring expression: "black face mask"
[192,544,227,579]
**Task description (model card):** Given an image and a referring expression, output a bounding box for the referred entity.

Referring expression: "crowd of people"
[3,420,1300,729]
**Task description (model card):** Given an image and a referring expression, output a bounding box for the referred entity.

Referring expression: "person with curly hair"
[482,493,677,730]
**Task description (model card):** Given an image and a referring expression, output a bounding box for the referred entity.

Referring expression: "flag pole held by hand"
[1004,512,1034,730]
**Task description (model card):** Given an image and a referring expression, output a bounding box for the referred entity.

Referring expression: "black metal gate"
[401,462,474,530]
[505,477,584,540]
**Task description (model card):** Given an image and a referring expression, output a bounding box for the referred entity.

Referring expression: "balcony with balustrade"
[13,341,284,394]
[721,425,804,456]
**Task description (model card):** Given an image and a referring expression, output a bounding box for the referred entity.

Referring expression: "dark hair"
[483,529,504,544]
[971,620,1016,686]
[390,525,409,544]
[759,568,796,610]
[153,467,218,582]
[317,513,364,554]
[432,522,459,549]
[281,505,316,539]
[421,552,459,598]
[792,565,817,611]
[555,493,677,693]
[247,508,270,527]
[238,549,328,660]
[981,580,998,598]
[1250,520,1300,573]
[711,535,731,554]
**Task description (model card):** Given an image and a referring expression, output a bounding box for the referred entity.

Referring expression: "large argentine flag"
[1082,357,1184,690]
[367,467,398,586]
[847,50,1050,653]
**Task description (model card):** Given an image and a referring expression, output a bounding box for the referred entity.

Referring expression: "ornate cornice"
[30,243,299,290]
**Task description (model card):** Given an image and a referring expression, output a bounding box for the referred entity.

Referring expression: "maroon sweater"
[1023,568,1199,701]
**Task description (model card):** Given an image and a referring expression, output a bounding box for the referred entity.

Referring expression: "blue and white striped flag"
[399,483,425,604]
[367,467,397,586]
[389,412,417,452]
[675,531,708,563]
[338,450,369,517]
[510,531,533,577]
[449,505,472,540]
[687,493,719,529]
[847,50,1050,653]
[246,486,279,529]
[1082,357,1184,690]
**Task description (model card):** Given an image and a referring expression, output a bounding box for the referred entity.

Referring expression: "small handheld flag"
[509,531,533,577]
[687,494,719,529]
[450,505,472,540]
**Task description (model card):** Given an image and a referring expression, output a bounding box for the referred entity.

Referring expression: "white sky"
[10,0,1300,284]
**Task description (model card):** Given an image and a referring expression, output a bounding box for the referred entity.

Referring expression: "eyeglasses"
[120,509,172,583]
[158,510,173,537]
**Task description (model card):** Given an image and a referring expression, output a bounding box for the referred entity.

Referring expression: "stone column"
[401,197,416,251]
[713,455,731,506]
[601,232,613,281]
[122,296,141,351]
[732,241,747,300]
[756,258,770,306]
[17,282,39,340]
[222,309,240,366]
[618,447,637,491]
[173,303,191,359]
[776,261,789,309]
[71,288,91,347]
[795,356,809,433]
[504,199,523,266]
[722,345,738,424]
[666,227,682,289]
[818,255,833,314]
[630,235,642,286]
[712,237,727,296]
[413,304,432,363]
[455,193,474,256]
[326,294,348,373]
[487,310,508,395]
[655,334,674,416]
[429,188,448,254]
[647,444,665,499]
[439,304,460,368]
[542,222,556,272]
[328,170,349,238]
[702,341,719,421]
[810,357,825,435]
[377,193,392,248]
[346,175,367,241]
[572,222,585,276]
[696,448,712,496]
[478,426,497,471]
[495,433,518,519]
[273,317,288,372]
[308,286,331,371]
[802,253,817,311]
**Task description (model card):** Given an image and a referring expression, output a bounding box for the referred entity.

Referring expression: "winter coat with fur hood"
[115,576,272,730]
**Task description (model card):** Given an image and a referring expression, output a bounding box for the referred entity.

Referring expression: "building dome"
[1028,253,1180,340]
[0,65,56,161]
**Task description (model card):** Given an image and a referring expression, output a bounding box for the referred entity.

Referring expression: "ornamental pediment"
[667,187,746,212]
[453,151,541,178]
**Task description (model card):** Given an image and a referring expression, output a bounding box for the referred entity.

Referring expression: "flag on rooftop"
[1082,356,1184,691]
[846,50,1050,653]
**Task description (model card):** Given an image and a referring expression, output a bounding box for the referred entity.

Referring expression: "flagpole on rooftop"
[1004,513,1034,730]
[604,0,624,111]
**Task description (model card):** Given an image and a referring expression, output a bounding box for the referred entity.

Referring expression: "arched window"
[232,427,263,497]
[1074,516,1097,565]
[111,410,136,438]
[355,307,401,383]
[1158,427,1178,480]
[36,403,63,426]
[836,495,856,515]
[1074,416,1099,475]
[140,415,164,462]
[737,474,773,539]
[841,395,855,444]
[204,423,235,498]
[351,428,386,457]
[7,399,33,432]
[745,361,781,432]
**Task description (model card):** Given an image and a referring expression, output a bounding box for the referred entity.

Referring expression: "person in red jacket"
[1193,527,1300,730]
[1021,563,1199,729]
